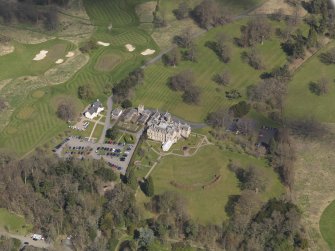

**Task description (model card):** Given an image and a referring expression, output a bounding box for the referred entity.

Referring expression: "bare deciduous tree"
[57,101,76,121]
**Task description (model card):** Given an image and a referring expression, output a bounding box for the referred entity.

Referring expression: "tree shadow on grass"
[225,195,240,217]
[308,81,321,96]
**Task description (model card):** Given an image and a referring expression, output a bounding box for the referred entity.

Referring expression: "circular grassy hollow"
[94,53,122,72]
[320,200,335,250]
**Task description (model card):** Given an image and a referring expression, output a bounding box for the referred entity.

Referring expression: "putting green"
[94,53,122,72]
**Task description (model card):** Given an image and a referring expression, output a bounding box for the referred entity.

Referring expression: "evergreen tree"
[143,176,154,197]
[307,27,318,48]
[126,168,138,190]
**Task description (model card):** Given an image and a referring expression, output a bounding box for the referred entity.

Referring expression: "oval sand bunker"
[55,59,64,64]
[125,44,135,52]
[141,49,155,56]
[33,50,48,61]
[97,41,110,47]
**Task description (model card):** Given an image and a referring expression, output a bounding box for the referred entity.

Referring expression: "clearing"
[0,208,32,235]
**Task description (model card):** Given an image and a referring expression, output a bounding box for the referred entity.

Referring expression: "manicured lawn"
[320,200,335,250]
[0,39,73,81]
[92,124,104,140]
[149,145,284,224]
[285,41,335,122]
[133,19,287,122]
[0,208,32,235]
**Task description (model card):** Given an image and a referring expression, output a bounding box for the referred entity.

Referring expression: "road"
[0,228,52,250]
[99,95,113,144]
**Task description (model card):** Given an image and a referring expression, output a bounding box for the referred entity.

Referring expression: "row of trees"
[172,0,232,29]
[112,68,145,104]
[0,1,62,30]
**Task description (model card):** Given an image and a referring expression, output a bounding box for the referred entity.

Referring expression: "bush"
[225,89,241,100]
[213,71,230,85]
[142,176,154,197]
[121,99,132,108]
[229,101,250,118]
[106,127,118,141]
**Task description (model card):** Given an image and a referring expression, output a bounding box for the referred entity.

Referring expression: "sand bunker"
[0,44,14,56]
[97,41,110,47]
[55,59,64,64]
[125,44,135,52]
[66,51,75,58]
[33,50,48,61]
[141,49,155,56]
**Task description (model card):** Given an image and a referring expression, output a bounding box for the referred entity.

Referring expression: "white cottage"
[85,100,104,119]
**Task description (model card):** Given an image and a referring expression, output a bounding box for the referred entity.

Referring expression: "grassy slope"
[150,145,284,224]
[320,200,335,250]
[133,19,287,122]
[285,42,335,122]
[0,208,32,235]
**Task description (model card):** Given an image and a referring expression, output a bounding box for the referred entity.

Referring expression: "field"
[285,41,335,123]
[320,200,335,250]
[291,131,335,251]
[143,145,284,224]
[0,208,32,235]
[134,19,287,122]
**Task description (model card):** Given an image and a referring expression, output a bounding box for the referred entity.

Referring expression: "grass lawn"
[148,145,284,224]
[92,124,104,140]
[285,41,335,122]
[0,39,73,81]
[0,208,32,235]
[133,19,287,122]
[320,200,335,250]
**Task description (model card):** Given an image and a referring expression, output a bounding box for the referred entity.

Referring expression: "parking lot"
[54,137,136,174]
